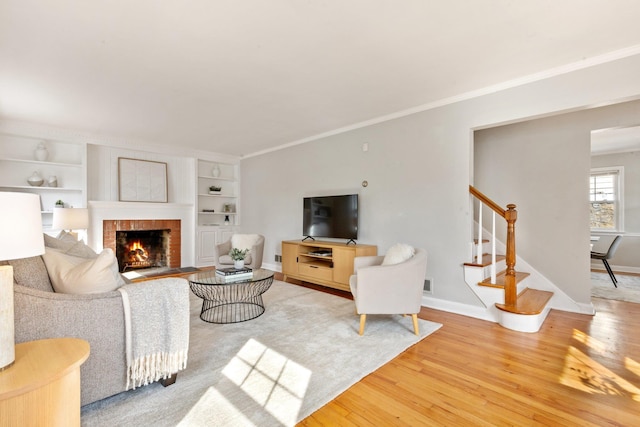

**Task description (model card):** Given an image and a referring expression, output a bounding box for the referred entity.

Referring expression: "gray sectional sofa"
[4,237,190,406]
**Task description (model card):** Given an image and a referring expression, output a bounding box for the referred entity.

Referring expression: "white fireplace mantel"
[88,201,195,267]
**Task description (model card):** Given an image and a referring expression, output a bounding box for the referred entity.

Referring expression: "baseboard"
[421,295,498,323]
[261,262,281,273]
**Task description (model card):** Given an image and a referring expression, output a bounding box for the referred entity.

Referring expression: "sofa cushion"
[5,256,55,292]
[42,247,125,294]
[381,243,415,266]
[44,233,98,259]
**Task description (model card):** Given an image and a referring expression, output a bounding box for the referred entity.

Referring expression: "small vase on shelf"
[212,164,221,178]
[47,175,58,187]
[35,142,49,161]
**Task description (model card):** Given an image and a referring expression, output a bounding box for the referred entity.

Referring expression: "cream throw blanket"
[118,279,190,389]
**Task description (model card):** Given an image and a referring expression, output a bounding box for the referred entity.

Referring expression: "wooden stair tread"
[463,254,506,268]
[495,288,553,315]
[478,270,529,288]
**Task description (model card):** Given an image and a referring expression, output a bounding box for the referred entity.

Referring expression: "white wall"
[240,53,640,310]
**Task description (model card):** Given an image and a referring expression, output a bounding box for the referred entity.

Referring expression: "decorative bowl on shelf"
[27,171,44,186]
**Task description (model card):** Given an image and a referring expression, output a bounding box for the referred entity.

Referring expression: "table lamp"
[0,192,45,370]
[52,207,89,241]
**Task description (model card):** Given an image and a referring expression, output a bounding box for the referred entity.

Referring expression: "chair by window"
[591,235,623,287]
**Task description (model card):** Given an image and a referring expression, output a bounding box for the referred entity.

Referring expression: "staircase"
[465,186,553,333]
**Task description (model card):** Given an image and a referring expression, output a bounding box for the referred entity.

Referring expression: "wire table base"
[188,270,274,324]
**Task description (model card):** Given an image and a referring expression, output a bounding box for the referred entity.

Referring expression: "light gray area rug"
[591,271,640,303]
[81,280,442,426]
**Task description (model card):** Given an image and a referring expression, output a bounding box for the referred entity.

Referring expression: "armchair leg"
[411,314,419,336]
[359,314,366,336]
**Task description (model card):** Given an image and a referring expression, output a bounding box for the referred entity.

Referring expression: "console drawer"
[298,263,333,281]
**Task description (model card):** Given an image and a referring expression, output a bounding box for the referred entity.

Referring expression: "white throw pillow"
[231,234,260,252]
[381,243,415,266]
[42,247,124,294]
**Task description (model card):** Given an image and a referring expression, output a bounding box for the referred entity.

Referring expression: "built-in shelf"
[1,158,82,168]
[0,134,87,228]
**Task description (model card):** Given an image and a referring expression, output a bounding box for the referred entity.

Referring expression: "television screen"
[303,194,358,240]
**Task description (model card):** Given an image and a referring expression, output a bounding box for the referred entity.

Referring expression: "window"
[590,167,624,231]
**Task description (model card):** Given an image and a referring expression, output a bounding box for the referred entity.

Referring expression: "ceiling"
[592,126,640,155]
[3,1,640,157]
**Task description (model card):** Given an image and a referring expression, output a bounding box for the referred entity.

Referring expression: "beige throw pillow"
[382,243,415,265]
[42,247,124,294]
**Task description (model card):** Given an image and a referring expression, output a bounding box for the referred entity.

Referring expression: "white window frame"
[590,166,624,232]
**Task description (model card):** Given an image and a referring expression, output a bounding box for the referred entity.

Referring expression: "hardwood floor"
[294,285,640,426]
[176,270,639,425]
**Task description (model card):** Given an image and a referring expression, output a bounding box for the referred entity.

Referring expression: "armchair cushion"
[231,234,261,251]
[381,243,415,265]
[42,247,124,294]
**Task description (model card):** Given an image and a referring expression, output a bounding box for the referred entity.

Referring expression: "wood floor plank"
[294,287,640,426]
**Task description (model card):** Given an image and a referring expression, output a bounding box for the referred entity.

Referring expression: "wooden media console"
[282,240,377,291]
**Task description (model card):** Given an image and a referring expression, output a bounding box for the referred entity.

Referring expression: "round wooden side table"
[0,337,90,427]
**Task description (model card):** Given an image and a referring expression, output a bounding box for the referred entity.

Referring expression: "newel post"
[504,204,517,307]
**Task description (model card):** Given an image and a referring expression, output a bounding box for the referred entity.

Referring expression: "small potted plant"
[55,199,64,208]
[229,248,249,269]
[209,185,222,194]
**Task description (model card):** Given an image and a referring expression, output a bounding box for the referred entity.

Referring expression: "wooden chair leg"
[411,314,419,336]
[359,314,366,335]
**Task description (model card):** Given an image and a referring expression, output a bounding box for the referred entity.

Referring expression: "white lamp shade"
[0,192,45,261]
[0,192,44,370]
[52,207,89,231]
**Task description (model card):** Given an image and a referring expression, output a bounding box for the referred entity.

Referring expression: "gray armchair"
[214,234,265,270]
[349,248,427,335]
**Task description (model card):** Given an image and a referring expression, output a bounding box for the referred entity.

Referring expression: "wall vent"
[423,278,433,293]
[275,254,282,263]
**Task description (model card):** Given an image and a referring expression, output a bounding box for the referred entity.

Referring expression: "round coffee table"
[187,269,274,323]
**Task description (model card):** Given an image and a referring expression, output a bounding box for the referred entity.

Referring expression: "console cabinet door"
[282,242,299,276]
[332,247,355,285]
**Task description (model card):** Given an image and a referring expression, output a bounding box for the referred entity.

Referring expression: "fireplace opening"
[116,229,170,272]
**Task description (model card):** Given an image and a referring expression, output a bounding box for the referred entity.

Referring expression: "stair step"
[495,288,553,315]
[478,270,528,288]
[473,239,489,244]
[464,254,506,268]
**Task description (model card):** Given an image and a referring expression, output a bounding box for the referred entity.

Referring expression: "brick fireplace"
[103,219,181,272]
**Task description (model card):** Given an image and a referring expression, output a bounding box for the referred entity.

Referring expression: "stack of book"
[215,267,253,282]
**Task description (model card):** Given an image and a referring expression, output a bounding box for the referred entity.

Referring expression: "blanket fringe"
[127,350,188,390]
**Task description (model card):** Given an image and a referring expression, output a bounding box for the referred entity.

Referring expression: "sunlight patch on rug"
[222,338,311,426]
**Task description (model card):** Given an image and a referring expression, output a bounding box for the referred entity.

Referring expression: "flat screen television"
[302,194,358,242]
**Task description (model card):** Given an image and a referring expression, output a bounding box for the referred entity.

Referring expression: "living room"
[3,2,640,425]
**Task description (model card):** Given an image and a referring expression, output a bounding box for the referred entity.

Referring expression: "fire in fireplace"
[116,230,170,272]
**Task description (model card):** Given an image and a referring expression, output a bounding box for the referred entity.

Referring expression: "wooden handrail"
[469,185,518,308]
[469,186,506,218]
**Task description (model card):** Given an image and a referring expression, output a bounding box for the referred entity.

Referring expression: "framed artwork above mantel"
[118,157,168,203]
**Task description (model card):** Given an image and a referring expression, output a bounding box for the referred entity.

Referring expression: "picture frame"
[118,157,168,203]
